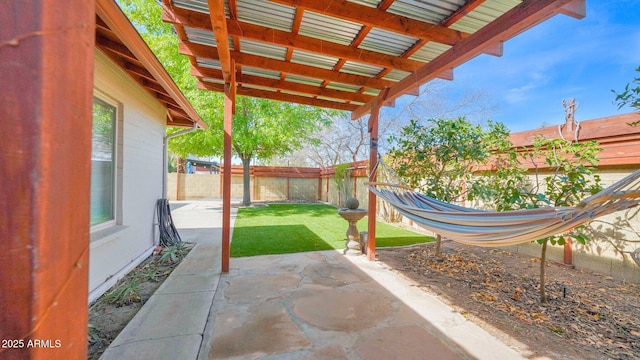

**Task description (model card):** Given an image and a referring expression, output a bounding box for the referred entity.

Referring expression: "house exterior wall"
[88,50,165,301]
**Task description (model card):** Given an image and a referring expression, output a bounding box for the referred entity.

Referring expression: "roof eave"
[96,0,207,129]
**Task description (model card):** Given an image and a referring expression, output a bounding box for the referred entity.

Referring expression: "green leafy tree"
[613,66,640,112]
[387,114,603,303]
[387,117,515,254]
[520,137,602,303]
[117,0,225,158]
[232,97,332,205]
[118,0,334,205]
[469,121,529,211]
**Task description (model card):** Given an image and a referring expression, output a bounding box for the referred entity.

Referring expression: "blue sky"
[383,1,640,133]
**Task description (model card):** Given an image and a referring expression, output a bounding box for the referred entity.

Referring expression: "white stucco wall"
[88,50,165,301]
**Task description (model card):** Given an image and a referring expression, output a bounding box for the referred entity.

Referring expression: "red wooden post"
[0,2,94,359]
[564,237,573,265]
[221,60,235,273]
[353,176,357,198]
[366,90,387,261]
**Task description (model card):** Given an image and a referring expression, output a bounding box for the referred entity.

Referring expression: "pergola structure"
[0,1,586,357]
[162,0,586,270]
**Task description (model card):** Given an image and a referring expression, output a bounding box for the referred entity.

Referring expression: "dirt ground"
[87,245,191,360]
[377,242,640,360]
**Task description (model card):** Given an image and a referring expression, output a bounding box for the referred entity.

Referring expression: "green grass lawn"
[231,203,433,257]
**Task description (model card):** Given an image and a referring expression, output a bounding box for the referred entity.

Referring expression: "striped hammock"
[368,168,640,246]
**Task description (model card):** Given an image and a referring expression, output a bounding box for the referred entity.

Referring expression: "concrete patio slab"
[209,298,313,359]
[202,250,485,360]
[101,200,530,360]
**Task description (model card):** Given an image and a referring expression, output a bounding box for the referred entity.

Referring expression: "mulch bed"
[377,243,640,360]
[88,244,191,360]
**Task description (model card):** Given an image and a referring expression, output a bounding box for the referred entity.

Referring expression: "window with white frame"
[91,97,116,226]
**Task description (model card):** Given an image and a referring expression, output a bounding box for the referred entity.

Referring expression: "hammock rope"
[368,159,640,246]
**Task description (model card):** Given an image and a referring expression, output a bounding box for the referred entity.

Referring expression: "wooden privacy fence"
[166,161,372,208]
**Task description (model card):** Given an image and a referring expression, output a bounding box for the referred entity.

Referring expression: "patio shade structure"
[161,0,587,270]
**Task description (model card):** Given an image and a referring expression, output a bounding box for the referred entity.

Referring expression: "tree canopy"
[613,66,640,112]
[118,0,337,205]
[387,117,510,203]
[233,97,333,205]
[117,0,224,158]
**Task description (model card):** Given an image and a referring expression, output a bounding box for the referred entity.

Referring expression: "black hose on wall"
[156,198,182,247]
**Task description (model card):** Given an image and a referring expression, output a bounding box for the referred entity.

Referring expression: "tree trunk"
[540,238,548,303]
[176,156,186,174]
[242,156,251,206]
[435,233,442,256]
[176,157,186,201]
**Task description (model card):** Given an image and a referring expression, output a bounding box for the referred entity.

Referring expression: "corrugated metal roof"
[317,96,348,103]
[387,0,462,24]
[196,57,221,70]
[285,74,325,87]
[239,39,286,60]
[382,69,412,82]
[184,26,216,47]
[325,82,361,93]
[450,0,522,33]
[341,61,384,77]
[409,42,452,62]
[236,0,295,32]
[241,66,281,80]
[202,77,225,84]
[173,0,209,14]
[280,89,314,97]
[359,28,419,57]
[362,88,381,96]
[290,50,339,70]
[242,84,277,92]
[165,0,571,113]
[347,0,381,9]
[299,11,362,46]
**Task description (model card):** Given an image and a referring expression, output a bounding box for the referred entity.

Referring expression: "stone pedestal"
[338,208,367,256]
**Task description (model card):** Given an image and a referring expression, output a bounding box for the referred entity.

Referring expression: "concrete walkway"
[100,201,232,360]
[101,201,528,360]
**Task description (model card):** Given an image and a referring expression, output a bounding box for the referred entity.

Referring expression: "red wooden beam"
[0,1,94,358]
[208,0,232,82]
[198,81,360,111]
[193,67,375,103]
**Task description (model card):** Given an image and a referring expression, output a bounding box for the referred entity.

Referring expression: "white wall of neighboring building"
[88,50,165,302]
